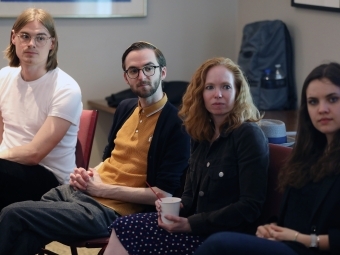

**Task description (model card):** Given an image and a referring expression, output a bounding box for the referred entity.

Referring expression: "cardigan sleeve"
[102,99,137,160]
[145,102,191,195]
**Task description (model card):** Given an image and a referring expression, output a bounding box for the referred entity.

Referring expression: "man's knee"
[0,201,33,221]
[0,204,24,228]
[41,184,72,202]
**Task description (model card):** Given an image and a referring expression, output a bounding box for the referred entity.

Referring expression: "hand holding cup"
[159,197,181,224]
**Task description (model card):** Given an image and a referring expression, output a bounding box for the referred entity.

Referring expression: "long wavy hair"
[279,62,340,190]
[178,57,261,141]
[4,8,58,71]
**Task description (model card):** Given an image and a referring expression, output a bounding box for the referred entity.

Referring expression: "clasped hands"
[69,167,103,196]
[256,223,298,242]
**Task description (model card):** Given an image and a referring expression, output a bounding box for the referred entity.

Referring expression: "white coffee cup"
[159,197,181,224]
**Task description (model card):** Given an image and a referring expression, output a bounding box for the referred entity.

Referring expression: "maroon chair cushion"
[75,110,98,169]
[258,143,292,224]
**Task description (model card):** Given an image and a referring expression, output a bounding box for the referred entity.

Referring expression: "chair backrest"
[75,110,99,169]
[259,143,292,224]
[162,80,189,107]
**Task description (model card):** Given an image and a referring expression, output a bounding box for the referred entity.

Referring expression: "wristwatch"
[310,234,319,249]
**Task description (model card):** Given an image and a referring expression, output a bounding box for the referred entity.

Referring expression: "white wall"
[0,0,238,166]
[1,0,339,166]
[236,0,340,106]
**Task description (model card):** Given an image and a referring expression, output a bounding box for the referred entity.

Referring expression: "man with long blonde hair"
[0,8,82,211]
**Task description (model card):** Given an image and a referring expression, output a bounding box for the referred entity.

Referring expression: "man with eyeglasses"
[0,41,190,255]
[0,8,82,212]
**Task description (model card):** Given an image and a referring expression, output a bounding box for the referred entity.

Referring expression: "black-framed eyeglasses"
[125,65,160,79]
[16,33,52,47]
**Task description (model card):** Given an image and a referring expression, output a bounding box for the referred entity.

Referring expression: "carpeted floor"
[42,242,101,255]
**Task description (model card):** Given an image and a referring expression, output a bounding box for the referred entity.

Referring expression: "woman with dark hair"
[103,57,269,255]
[194,62,340,255]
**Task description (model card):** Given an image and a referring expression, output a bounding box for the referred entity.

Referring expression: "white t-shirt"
[0,66,82,184]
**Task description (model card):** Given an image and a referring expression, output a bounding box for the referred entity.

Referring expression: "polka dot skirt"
[108,212,205,255]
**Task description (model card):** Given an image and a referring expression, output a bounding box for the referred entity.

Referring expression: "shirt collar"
[138,93,168,117]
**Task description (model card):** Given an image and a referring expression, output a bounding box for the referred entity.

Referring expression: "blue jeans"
[194,232,299,255]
